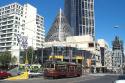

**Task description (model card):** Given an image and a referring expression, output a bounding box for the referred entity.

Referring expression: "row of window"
[1,33,12,37]
[0,9,23,16]
[0,16,20,21]
[0,3,23,12]
[0,20,20,25]
[0,47,11,51]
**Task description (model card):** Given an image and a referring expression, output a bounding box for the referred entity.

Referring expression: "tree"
[23,47,36,64]
[0,51,11,66]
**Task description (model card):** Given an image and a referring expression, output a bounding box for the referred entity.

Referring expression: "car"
[113,75,125,83]
[0,70,11,79]
[114,80,125,83]
[28,70,43,78]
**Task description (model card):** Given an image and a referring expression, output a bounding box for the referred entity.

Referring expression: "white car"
[114,75,125,83]
[28,71,43,78]
[114,80,125,83]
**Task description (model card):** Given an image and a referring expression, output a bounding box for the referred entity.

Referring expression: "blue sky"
[0,0,125,48]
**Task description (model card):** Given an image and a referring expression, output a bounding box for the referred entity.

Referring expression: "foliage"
[0,51,17,66]
[0,51,13,66]
[23,46,36,64]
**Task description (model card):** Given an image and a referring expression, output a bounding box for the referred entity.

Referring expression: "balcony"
[0,35,13,39]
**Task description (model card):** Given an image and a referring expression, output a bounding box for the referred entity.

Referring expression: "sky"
[0,0,125,48]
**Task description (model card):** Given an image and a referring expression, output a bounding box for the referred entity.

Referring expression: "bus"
[43,60,82,78]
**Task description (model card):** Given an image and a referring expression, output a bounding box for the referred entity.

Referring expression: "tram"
[43,60,82,78]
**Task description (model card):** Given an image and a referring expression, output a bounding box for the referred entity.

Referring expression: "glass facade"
[64,0,95,37]
[45,9,73,42]
[43,46,92,64]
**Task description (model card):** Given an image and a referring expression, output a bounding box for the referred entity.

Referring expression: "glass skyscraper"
[64,0,95,37]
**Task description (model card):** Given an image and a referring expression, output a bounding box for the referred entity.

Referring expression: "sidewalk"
[88,73,121,76]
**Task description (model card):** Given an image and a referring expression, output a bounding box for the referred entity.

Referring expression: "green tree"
[23,47,36,64]
[0,51,11,66]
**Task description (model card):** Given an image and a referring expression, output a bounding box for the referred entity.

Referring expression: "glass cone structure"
[45,9,73,42]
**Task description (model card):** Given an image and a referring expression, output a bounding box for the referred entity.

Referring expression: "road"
[76,75,118,83]
[0,74,121,83]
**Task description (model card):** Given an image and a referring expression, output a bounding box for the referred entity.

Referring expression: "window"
[15,17,18,19]
[88,43,94,47]
[56,65,66,71]
[46,64,54,68]
[14,38,16,41]
[7,10,10,13]
[15,29,17,32]
[13,42,16,45]
[21,32,24,35]
[68,66,75,72]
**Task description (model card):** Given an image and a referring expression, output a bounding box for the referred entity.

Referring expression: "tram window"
[56,65,66,71]
[46,64,54,68]
[50,64,54,68]
[69,66,75,71]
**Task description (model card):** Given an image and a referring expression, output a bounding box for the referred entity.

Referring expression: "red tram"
[43,60,82,78]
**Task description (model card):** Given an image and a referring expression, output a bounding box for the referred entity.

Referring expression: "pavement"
[89,73,123,76]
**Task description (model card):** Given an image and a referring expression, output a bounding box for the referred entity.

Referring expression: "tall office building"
[64,0,95,37]
[0,3,45,63]
[112,36,124,73]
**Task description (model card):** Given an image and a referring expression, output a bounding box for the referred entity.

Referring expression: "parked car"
[0,70,11,79]
[114,75,125,83]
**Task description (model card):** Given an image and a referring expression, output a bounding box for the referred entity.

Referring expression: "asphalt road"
[0,74,121,83]
[75,75,118,83]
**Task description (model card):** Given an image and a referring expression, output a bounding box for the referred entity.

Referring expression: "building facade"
[104,50,112,71]
[64,0,95,37]
[97,39,109,66]
[112,36,124,73]
[44,35,101,69]
[0,3,45,63]
[97,39,112,72]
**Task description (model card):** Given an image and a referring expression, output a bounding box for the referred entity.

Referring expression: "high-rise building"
[112,36,124,73]
[64,0,95,37]
[0,3,45,63]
